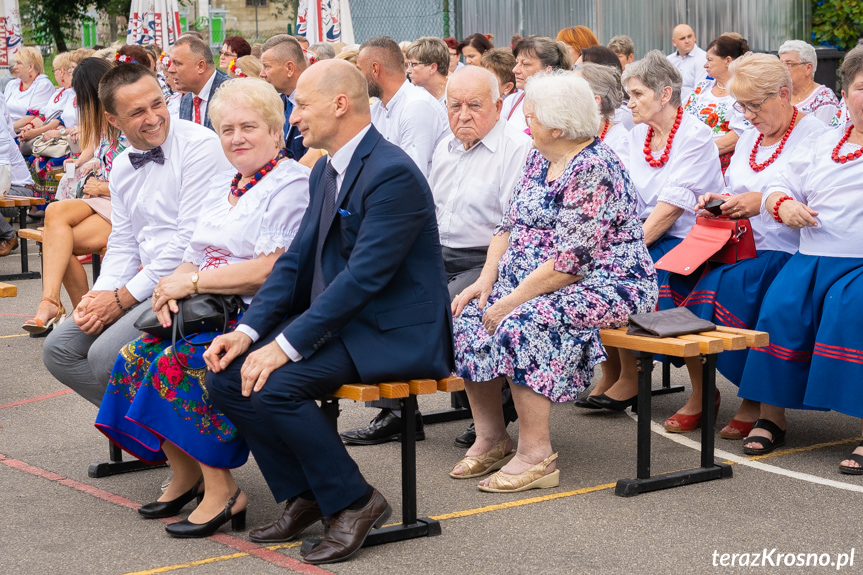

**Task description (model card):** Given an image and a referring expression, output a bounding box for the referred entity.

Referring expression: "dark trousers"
[207,316,367,516]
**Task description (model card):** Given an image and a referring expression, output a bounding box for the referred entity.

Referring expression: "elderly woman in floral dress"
[449,70,656,493]
[95,78,309,538]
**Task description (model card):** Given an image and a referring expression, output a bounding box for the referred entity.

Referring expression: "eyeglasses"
[406,61,426,69]
[220,50,237,58]
[732,93,775,114]
[782,61,807,68]
[524,113,537,126]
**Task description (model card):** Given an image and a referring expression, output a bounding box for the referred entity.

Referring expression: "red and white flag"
[0,0,23,71]
[297,0,354,45]
[127,0,182,48]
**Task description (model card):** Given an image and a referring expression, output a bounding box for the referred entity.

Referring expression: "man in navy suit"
[205,59,453,565]
[170,36,230,131]
[260,34,309,161]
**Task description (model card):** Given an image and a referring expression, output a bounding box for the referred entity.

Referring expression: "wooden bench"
[599,326,768,497]
[0,282,16,297]
[312,376,465,549]
[0,196,45,281]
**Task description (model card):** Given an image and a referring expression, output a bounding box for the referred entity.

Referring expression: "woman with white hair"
[581,50,724,412]
[95,78,310,537]
[575,62,628,156]
[449,70,656,492]
[779,39,840,125]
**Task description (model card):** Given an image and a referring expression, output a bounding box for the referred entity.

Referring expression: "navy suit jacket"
[282,95,309,161]
[240,126,454,382]
[179,69,230,131]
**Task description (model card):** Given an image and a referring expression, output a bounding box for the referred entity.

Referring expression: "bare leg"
[743,403,786,449]
[188,464,247,523]
[30,201,100,325]
[452,377,511,475]
[61,256,89,308]
[663,357,703,430]
[591,348,621,397]
[839,420,863,470]
[159,441,204,501]
[600,347,640,400]
[479,383,554,487]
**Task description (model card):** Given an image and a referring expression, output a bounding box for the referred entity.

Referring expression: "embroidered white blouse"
[724,114,827,254]
[40,87,77,129]
[761,127,863,258]
[183,159,311,304]
[617,112,725,239]
[3,75,55,122]
[602,122,628,158]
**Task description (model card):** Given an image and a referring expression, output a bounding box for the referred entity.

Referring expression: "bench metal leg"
[649,357,685,397]
[0,206,40,281]
[88,440,166,478]
[615,352,732,497]
[363,393,441,546]
[420,392,472,425]
[92,253,102,280]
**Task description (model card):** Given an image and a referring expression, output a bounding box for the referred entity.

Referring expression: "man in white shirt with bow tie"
[44,63,230,407]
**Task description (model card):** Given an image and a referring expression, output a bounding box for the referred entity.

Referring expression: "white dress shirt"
[237,124,373,361]
[667,44,708,105]
[760,127,863,257]
[724,114,826,253]
[430,119,532,249]
[93,119,231,300]
[370,81,447,178]
[617,113,725,239]
[612,104,635,131]
[3,75,56,122]
[501,89,527,132]
[193,69,217,122]
[0,98,33,186]
[602,122,628,159]
[183,159,310,303]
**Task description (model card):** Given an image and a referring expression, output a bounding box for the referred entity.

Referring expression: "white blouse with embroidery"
[183,159,311,303]
[3,75,55,122]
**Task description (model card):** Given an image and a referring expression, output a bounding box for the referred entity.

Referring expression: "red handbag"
[654,214,757,276]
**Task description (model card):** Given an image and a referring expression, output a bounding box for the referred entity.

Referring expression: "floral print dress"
[453,143,657,402]
[684,79,749,172]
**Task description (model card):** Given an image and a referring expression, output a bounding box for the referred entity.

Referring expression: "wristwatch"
[191,271,200,294]
[59,127,66,136]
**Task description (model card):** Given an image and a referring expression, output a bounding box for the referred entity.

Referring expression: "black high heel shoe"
[138,476,204,519]
[165,488,246,538]
[586,393,638,412]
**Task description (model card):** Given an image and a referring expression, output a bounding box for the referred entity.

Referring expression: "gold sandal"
[478,452,560,493]
[449,437,515,479]
[22,298,66,335]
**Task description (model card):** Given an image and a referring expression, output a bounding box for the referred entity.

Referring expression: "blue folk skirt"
[738,253,863,417]
[657,250,792,385]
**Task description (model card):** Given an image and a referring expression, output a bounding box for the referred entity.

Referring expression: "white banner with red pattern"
[297,0,354,45]
[127,0,182,48]
[0,0,23,71]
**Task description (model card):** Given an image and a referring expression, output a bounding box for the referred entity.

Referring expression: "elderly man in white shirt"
[341,66,531,448]
[667,24,708,104]
[43,64,231,407]
[358,36,448,178]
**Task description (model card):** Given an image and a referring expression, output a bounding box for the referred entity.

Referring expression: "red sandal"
[664,390,721,433]
[720,418,755,440]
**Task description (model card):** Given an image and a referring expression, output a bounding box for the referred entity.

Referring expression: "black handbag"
[134,293,245,343]
[627,307,716,338]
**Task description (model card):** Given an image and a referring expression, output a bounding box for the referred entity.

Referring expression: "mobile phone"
[704,199,725,216]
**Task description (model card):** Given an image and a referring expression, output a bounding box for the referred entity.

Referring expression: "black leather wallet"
[627,307,716,338]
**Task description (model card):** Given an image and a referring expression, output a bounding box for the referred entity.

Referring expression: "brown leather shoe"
[301,488,391,564]
[248,496,323,543]
[0,236,18,257]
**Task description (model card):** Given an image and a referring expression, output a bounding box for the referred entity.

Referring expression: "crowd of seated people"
[2,21,862,566]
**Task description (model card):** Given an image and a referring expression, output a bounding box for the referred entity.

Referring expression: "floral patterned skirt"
[95,316,249,469]
[27,155,70,201]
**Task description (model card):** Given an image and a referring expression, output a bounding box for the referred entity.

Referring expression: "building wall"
[195,0,297,40]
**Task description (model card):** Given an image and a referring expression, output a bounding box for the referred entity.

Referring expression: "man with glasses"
[405,37,450,107]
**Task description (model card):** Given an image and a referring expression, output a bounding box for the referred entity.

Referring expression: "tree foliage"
[21,0,131,52]
[812,0,863,50]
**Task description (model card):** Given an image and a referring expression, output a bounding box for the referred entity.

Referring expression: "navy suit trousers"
[206,316,367,515]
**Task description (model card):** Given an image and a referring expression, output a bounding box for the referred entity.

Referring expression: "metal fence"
[349,0,449,43]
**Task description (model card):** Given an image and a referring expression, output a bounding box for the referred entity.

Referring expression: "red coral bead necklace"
[643,106,683,168]
[831,125,863,164]
[599,118,611,140]
[749,106,798,172]
[230,149,286,198]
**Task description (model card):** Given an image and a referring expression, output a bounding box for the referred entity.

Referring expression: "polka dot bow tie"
[129,146,166,170]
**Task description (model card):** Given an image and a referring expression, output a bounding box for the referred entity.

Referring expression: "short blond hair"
[335,50,358,65]
[14,47,44,74]
[71,48,95,63]
[209,77,284,133]
[727,52,792,101]
[52,52,74,72]
[235,55,262,78]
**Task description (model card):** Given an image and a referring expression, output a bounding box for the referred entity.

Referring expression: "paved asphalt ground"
[2,238,863,575]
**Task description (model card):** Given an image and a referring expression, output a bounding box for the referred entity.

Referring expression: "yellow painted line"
[0,334,28,339]
[743,436,862,462]
[123,542,301,575]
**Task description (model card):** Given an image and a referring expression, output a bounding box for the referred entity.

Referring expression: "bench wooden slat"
[331,384,380,402]
[0,282,16,297]
[676,334,725,354]
[17,228,43,242]
[378,382,410,399]
[599,327,700,357]
[714,326,769,348]
[437,376,464,392]
[699,330,748,350]
[408,379,438,395]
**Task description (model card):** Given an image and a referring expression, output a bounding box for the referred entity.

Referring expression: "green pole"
[443,0,450,38]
